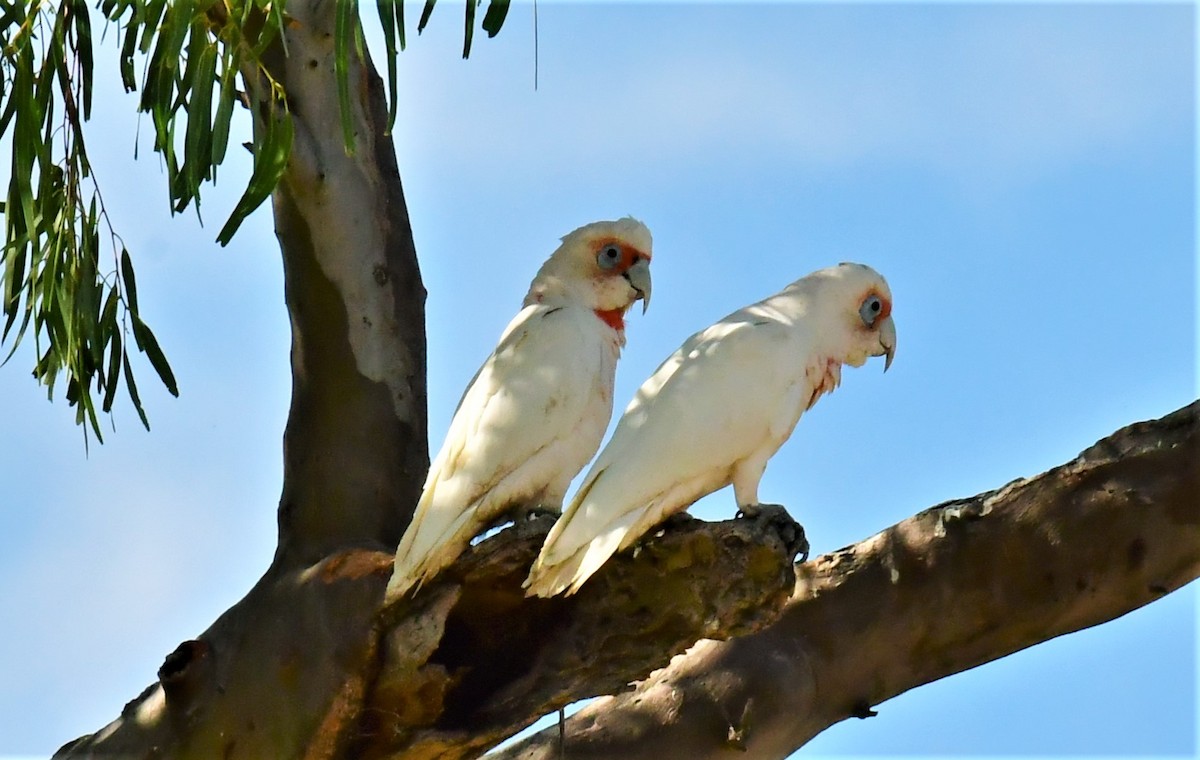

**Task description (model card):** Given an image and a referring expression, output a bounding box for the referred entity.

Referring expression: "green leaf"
[77,236,101,366]
[210,47,237,165]
[397,0,407,50]
[46,280,71,360]
[101,331,121,412]
[120,248,139,315]
[0,0,193,441]
[0,69,19,135]
[132,315,178,397]
[119,21,138,92]
[269,0,287,56]
[334,0,358,154]
[462,0,476,59]
[98,287,118,352]
[81,386,103,444]
[137,0,168,56]
[142,0,190,114]
[1,295,34,363]
[2,234,28,340]
[375,0,400,130]
[0,2,22,27]
[184,38,218,201]
[418,0,437,33]
[481,0,510,38]
[71,0,94,118]
[217,106,293,245]
[175,19,205,113]
[123,349,150,430]
[13,55,40,270]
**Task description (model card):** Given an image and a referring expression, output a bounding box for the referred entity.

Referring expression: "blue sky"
[1,2,1195,757]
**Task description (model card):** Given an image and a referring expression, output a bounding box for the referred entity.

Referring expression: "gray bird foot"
[736,503,810,562]
[734,503,761,520]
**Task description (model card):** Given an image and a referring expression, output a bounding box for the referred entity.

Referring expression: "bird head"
[524,217,653,323]
[808,262,897,371]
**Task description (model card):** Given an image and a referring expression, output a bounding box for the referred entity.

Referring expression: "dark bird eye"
[859,295,883,327]
[597,245,621,270]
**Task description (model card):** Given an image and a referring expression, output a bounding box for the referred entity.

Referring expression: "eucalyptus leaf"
[133,316,178,397]
[123,349,150,430]
[217,105,293,245]
[335,0,359,154]
[375,0,400,129]
[120,248,138,316]
[481,0,510,38]
[463,0,476,58]
[101,331,121,412]
[2,0,517,444]
[419,0,436,33]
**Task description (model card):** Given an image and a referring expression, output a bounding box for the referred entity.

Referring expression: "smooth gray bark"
[262,0,428,569]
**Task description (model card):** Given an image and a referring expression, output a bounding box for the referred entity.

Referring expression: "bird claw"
[736,503,810,562]
[792,531,811,564]
[735,504,761,520]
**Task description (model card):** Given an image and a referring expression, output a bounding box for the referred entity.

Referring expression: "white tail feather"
[525,511,639,597]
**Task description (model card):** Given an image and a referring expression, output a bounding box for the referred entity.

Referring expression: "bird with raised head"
[387,217,653,600]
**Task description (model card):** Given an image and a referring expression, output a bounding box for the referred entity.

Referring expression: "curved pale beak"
[879,316,896,372]
[624,257,652,314]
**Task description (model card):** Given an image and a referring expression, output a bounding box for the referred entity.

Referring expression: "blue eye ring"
[859,295,883,327]
[597,245,621,270]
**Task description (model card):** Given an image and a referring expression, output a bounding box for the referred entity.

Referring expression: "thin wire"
[533,0,539,91]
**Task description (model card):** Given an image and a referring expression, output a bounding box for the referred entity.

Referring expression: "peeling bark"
[494,401,1200,760]
[263,0,428,569]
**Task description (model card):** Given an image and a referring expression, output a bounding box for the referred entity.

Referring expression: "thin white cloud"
[393,5,1191,188]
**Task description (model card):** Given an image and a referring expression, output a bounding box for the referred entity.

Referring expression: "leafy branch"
[0,0,512,443]
[1,0,174,445]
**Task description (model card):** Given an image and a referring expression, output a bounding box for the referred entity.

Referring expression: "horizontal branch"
[56,509,803,759]
[356,509,803,759]
[495,401,1200,760]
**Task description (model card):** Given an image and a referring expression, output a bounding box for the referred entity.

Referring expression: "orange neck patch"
[594,308,625,331]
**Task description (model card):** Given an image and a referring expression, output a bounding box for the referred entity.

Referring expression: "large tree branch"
[54,511,802,759]
[496,401,1200,759]
[355,510,802,759]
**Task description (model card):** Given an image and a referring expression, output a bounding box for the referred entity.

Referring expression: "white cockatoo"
[387,217,653,600]
[525,262,896,598]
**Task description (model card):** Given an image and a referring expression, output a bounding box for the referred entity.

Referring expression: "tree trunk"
[263,0,429,570]
[56,3,432,756]
[494,401,1200,760]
